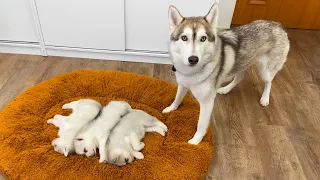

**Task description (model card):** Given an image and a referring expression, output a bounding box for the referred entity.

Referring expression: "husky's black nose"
[188,56,199,65]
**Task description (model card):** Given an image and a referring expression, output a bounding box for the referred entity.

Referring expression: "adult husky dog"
[162,3,290,145]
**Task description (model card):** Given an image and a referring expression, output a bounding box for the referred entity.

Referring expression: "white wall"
[0,0,39,42]
[125,0,236,52]
[35,0,125,50]
[0,0,237,64]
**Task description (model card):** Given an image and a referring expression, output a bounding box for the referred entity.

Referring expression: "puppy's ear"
[51,139,57,146]
[63,147,69,157]
[168,5,184,33]
[205,3,219,28]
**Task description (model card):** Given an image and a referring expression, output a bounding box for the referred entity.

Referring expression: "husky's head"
[168,3,219,75]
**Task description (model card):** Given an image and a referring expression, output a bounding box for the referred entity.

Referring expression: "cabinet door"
[35,0,125,50]
[0,0,39,42]
[125,0,236,52]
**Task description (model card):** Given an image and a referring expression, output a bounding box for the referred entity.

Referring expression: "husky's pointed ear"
[205,3,219,27]
[168,5,184,30]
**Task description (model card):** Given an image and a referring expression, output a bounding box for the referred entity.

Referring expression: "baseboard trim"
[0,42,172,64]
[46,46,171,64]
[0,42,42,55]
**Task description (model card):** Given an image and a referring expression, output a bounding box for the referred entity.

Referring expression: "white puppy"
[47,99,102,157]
[74,101,131,163]
[107,110,168,166]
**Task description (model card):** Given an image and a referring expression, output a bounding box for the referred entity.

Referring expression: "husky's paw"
[188,134,202,145]
[260,97,269,107]
[217,86,231,95]
[162,106,175,113]
[188,138,201,145]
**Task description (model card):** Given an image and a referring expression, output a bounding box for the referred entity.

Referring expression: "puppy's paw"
[62,103,71,109]
[162,124,168,132]
[99,158,107,164]
[217,86,231,95]
[139,142,145,150]
[158,128,166,136]
[162,106,175,113]
[133,152,144,160]
[53,114,64,119]
[47,118,54,124]
[155,119,168,132]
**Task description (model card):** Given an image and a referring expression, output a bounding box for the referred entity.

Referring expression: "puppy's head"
[168,3,219,75]
[108,148,134,166]
[74,137,97,157]
[107,101,132,116]
[52,138,73,157]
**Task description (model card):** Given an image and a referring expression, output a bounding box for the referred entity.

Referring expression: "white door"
[0,0,39,42]
[35,0,125,50]
[125,0,236,52]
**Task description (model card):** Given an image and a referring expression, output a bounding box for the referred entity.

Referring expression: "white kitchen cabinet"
[35,0,125,50]
[125,0,236,52]
[0,0,236,63]
[0,0,39,42]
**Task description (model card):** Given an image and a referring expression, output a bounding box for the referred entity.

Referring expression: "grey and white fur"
[47,99,102,156]
[163,3,290,145]
[107,109,168,166]
[74,101,131,163]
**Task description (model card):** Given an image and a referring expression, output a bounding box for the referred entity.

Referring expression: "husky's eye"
[181,35,188,41]
[200,36,207,42]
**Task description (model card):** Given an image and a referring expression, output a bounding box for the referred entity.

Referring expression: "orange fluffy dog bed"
[0,70,214,179]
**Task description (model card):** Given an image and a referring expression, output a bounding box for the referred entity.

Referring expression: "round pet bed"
[0,70,214,179]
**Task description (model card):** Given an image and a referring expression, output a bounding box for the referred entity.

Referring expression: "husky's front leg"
[188,95,215,145]
[162,84,188,113]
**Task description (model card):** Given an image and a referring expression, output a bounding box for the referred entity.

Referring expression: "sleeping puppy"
[107,109,168,166]
[47,99,102,157]
[74,101,131,163]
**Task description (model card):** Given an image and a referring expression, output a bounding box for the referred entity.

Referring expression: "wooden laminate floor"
[0,29,319,180]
